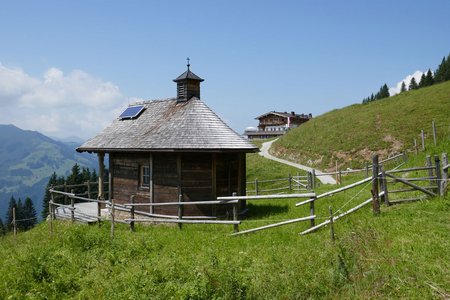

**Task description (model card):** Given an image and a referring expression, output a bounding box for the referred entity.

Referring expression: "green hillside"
[0,125,96,219]
[272,81,450,171]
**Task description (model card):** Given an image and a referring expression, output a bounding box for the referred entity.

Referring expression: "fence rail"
[46,149,448,237]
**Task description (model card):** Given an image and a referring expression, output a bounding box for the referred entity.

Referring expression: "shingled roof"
[77,97,258,153]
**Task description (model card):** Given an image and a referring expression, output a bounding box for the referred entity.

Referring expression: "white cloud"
[389,70,424,96]
[0,63,129,140]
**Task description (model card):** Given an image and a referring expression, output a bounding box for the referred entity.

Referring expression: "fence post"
[329,206,335,242]
[178,194,183,230]
[434,155,441,196]
[371,155,380,215]
[13,207,17,237]
[110,199,115,239]
[70,189,75,223]
[232,192,239,233]
[414,138,418,155]
[64,181,68,205]
[130,195,135,232]
[365,162,369,178]
[338,169,342,186]
[49,193,54,235]
[97,196,102,227]
[297,172,300,191]
[381,169,390,205]
[421,129,425,151]
[309,198,315,228]
[87,181,91,199]
[255,178,259,195]
[441,153,448,196]
[335,160,339,184]
[288,173,292,192]
[307,172,312,190]
[432,120,437,146]
[426,155,433,190]
[311,169,316,190]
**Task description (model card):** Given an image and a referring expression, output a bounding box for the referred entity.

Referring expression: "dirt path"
[259,139,336,185]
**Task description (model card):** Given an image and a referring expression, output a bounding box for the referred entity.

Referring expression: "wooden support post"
[414,138,418,155]
[421,129,425,151]
[372,155,380,215]
[309,198,315,228]
[13,207,17,236]
[70,189,75,223]
[329,206,335,242]
[441,153,448,196]
[178,194,183,230]
[255,178,259,195]
[381,169,390,206]
[338,169,342,186]
[98,152,105,200]
[434,155,441,196]
[232,192,239,233]
[108,172,112,201]
[365,162,369,178]
[130,195,135,232]
[110,199,115,239]
[432,120,437,146]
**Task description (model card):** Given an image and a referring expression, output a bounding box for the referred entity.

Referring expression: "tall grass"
[1,143,449,298]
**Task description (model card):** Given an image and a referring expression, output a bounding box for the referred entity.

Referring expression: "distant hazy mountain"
[0,124,97,220]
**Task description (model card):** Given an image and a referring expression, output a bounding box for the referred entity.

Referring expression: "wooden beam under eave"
[98,152,105,200]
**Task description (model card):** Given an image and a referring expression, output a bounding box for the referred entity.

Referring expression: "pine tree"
[23,197,37,230]
[67,164,82,185]
[425,69,434,86]
[6,196,17,232]
[434,56,448,83]
[400,81,407,93]
[16,198,26,231]
[380,84,390,98]
[0,218,5,236]
[418,73,427,88]
[409,77,418,90]
[42,172,58,219]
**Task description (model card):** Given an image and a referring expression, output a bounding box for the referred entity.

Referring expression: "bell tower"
[173,58,204,103]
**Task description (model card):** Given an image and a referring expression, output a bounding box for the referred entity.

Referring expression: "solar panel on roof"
[119,105,145,120]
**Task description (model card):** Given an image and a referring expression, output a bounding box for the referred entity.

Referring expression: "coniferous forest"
[362,53,450,103]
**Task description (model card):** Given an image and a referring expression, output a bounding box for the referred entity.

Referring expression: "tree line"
[1,196,37,235]
[41,163,99,219]
[0,163,99,236]
[362,52,450,104]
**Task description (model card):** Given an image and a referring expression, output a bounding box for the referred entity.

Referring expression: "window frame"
[140,165,150,188]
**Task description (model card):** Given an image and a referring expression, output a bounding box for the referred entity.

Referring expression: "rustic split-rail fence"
[47,121,449,237]
[47,150,448,238]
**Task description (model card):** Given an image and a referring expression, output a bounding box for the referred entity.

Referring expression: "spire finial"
[186,57,190,70]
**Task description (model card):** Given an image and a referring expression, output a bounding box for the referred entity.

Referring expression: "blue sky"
[1,0,449,139]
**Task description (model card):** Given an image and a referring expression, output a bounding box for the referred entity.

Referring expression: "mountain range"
[0,124,97,220]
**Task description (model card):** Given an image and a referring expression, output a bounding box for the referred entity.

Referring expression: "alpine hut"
[77,63,258,218]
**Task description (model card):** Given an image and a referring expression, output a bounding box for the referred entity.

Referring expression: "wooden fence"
[47,151,448,237]
[246,173,312,195]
